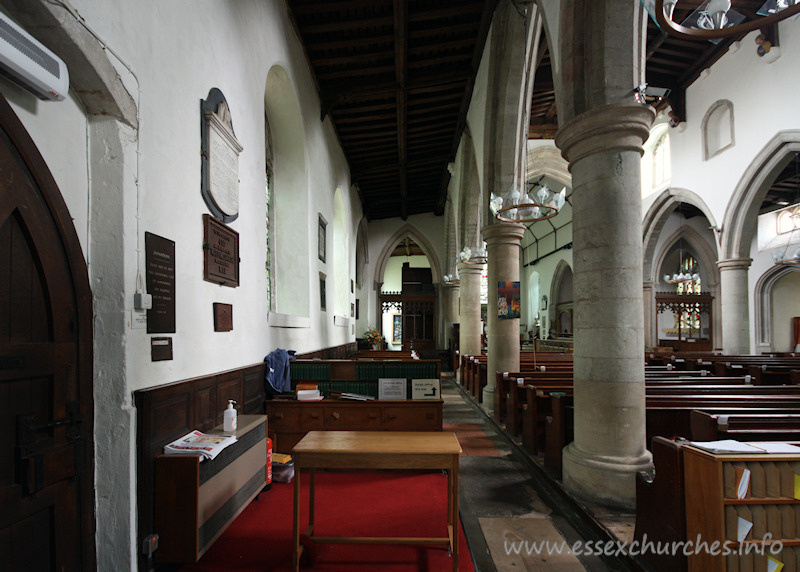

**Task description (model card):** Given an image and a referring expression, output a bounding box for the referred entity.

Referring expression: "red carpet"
[180,471,475,571]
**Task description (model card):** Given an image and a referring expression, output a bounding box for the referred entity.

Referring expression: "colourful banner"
[497,281,520,319]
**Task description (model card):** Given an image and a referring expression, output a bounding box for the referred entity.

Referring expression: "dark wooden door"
[0,95,94,570]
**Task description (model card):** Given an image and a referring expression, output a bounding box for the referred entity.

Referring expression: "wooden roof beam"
[395,0,408,220]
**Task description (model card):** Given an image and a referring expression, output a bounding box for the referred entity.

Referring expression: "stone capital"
[456,261,484,276]
[442,282,461,292]
[481,221,526,246]
[555,103,655,167]
[717,258,753,272]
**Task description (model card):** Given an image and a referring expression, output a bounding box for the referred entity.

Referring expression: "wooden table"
[291,431,462,571]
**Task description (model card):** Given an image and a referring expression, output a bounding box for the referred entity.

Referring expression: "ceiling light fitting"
[664,208,700,285]
[654,0,800,40]
[457,246,487,266]
[491,179,566,224]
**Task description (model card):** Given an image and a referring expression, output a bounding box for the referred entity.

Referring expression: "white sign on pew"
[411,379,440,399]
[378,378,407,400]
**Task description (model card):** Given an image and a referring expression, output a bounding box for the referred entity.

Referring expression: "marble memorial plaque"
[201,89,243,223]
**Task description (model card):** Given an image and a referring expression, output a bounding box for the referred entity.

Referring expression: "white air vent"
[0,11,68,101]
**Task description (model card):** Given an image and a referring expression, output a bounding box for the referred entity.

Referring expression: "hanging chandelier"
[491,179,566,224]
[442,273,460,285]
[457,246,487,265]
[664,234,699,285]
[653,0,800,40]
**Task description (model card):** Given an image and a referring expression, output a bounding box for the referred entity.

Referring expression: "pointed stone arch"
[721,131,800,260]
[754,264,800,353]
[650,224,721,350]
[526,146,571,188]
[643,188,719,282]
[372,223,443,290]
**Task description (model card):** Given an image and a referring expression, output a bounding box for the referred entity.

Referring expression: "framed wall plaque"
[145,232,176,334]
[213,303,233,331]
[151,337,173,361]
[318,215,327,263]
[200,88,243,223]
[203,214,240,287]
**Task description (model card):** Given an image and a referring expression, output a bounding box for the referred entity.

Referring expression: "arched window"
[264,65,309,318]
[778,206,800,235]
[702,100,734,160]
[652,131,671,187]
[676,256,701,334]
[265,113,275,310]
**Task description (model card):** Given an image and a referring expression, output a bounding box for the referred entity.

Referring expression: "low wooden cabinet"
[154,414,268,563]
[684,445,800,571]
[265,400,443,452]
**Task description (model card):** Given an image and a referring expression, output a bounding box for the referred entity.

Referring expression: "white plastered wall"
[663,23,800,350]
[4,0,360,568]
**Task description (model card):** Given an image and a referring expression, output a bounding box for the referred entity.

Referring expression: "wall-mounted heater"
[0,11,68,101]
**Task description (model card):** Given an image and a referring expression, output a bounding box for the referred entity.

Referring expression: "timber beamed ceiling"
[289,1,792,220]
[287,0,496,221]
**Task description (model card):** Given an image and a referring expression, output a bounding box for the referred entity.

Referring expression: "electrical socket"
[134,292,153,310]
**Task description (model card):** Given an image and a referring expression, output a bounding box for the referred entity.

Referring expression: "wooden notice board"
[213,303,233,331]
[145,232,176,333]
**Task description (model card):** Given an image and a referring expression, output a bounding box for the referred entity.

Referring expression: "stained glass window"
[675,256,701,335]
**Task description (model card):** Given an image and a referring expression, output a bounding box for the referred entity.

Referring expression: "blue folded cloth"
[264,348,292,393]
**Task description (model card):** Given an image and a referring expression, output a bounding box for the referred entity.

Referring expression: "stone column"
[481,222,526,410]
[442,282,460,369]
[717,258,752,354]
[442,282,461,336]
[642,280,655,350]
[555,103,654,508]
[457,262,483,363]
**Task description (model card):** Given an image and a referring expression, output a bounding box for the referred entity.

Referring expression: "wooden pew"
[689,410,800,441]
[634,437,688,572]
[544,394,800,478]
[467,352,573,403]
[518,377,753,449]
[747,364,800,385]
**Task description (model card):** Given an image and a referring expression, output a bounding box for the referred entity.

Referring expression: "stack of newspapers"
[163,430,237,461]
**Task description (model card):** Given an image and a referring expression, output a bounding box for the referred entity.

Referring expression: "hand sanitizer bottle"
[224,400,237,432]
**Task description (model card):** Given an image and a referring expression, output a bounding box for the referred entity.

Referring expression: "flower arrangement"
[363,327,383,346]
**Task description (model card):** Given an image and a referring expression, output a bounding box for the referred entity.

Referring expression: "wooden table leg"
[293,467,300,572]
[309,469,316,535]
[452,456,459,572]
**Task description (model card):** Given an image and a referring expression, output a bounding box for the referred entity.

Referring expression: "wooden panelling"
[296,341,357,360]
[134,363,265,569]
